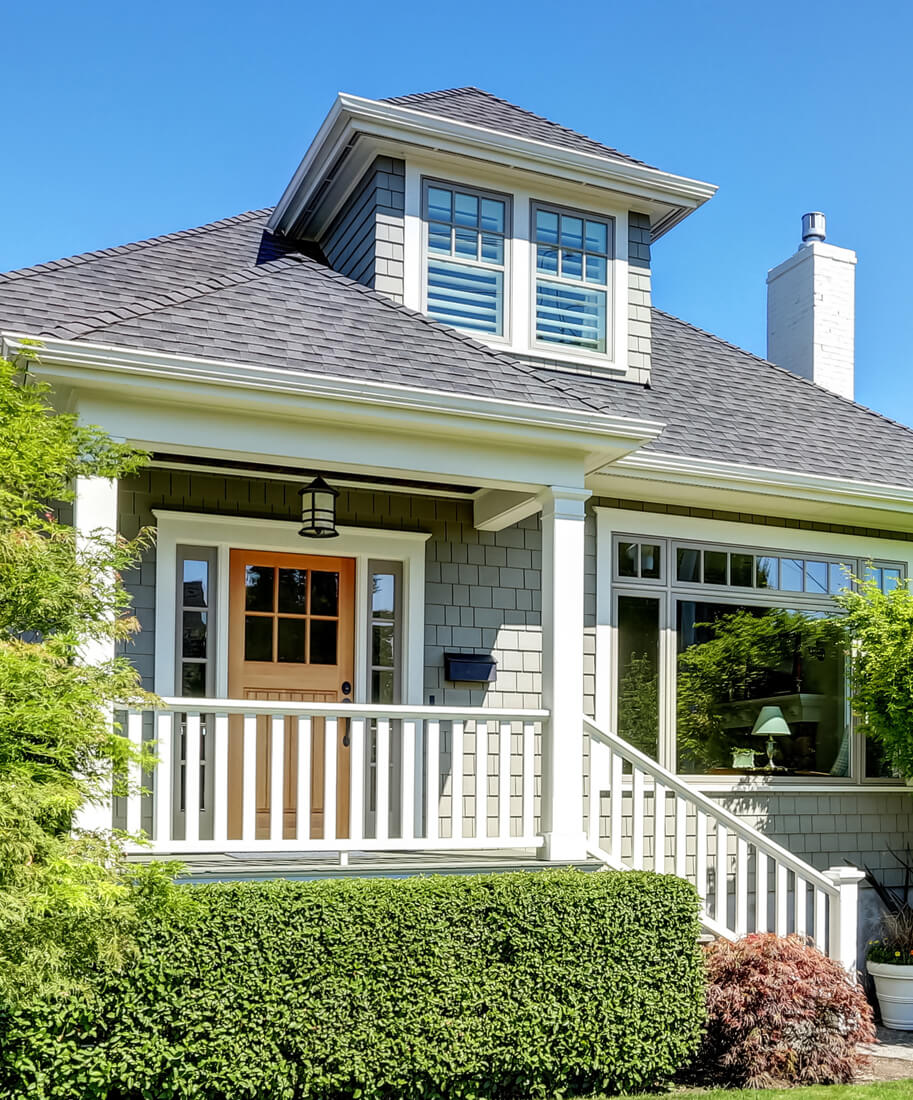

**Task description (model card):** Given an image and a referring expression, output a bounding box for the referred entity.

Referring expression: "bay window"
[423,181,508,336]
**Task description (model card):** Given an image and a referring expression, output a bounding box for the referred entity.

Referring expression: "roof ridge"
[652,306,913,446]
[0,208,272,285]
[384,86,647,167]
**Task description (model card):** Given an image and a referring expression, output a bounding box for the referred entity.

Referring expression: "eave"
[269,93,717,243]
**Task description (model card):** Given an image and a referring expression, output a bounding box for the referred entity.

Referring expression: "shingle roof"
[3,207,913,490]
[0,210,604,414]
[384,87,652,168]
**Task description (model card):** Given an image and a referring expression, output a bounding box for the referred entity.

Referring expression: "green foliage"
[833,573,913,779]
[0,351,178,1005]
[617,651,660,757]
[0,870,706,1100]
[676,608,844,770]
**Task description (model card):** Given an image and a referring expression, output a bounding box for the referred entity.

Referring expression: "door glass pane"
[618,541,638,577]
[372,623,395,667]
[311,571,340,616]
[781,558,804,591]
[277,618,307,663]
[730,553,754,587]
[372,670,395,704]
[372,574,395,618]
[245,566,274,612]
[182,611,207,658]
[277,568,308,614]
[182,560,208,607]
[244,615,272,661]
[640,544,661,580]
[310,620,338,665]
[182,662,205,696]
[677,547,700,583]
[617,596,660,760]
[703,551,727,585]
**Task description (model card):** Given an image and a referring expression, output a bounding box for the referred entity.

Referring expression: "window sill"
[688,773,908,795]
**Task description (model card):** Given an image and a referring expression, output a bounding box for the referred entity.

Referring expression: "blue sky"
[3,1,911,424]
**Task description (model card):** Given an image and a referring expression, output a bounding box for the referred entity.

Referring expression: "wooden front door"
[227,549,355,840]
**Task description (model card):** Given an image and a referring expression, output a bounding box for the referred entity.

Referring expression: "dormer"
[269,88,716,382]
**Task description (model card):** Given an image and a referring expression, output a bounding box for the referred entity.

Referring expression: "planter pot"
[868,961,913,1029]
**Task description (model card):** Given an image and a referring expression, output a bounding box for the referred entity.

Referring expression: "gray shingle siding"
[627,211,652,384]
[318,157,406,301]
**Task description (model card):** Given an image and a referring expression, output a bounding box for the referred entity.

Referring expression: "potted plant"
[867,910,913,1029]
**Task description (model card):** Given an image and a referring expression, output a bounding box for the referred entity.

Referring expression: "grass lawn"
[626,1085,912,1099]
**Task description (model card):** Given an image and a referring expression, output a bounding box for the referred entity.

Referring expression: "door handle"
[341,681,351,695]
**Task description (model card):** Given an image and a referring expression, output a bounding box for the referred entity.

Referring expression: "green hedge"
[0,869,704,1099]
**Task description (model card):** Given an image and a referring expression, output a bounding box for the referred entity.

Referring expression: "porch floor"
[129,848,603,883]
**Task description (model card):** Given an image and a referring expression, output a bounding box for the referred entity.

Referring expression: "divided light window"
[424,181,508,336]
[533,204,612,354]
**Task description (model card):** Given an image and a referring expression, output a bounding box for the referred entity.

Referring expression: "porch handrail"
[156,698,549,722]
[584,717,863,969]
[584,717,839,896]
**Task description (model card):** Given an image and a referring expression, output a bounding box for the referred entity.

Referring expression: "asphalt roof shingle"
[384,87,652,168]
[3,206,913,490]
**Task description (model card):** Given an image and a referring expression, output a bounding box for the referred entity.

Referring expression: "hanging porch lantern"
[298,476,339,538]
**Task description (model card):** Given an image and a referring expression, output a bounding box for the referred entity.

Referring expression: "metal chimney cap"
[801,212,826,243]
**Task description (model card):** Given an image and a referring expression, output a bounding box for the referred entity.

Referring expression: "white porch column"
[826,866,866,974]
[72,475,119,832]
[538,485,591,861]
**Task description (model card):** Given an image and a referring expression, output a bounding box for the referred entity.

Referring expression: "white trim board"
[152,510,429,706]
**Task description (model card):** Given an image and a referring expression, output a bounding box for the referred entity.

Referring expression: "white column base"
[538,830,589,862]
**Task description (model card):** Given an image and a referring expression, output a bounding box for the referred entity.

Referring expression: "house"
[2,86,911,967]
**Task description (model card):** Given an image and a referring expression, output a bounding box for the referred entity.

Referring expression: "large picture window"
[533,203,612,354]
[611,534,906,782]
[423,180,508,336]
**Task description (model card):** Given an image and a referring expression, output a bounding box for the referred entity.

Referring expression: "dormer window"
[423,180,509,336]
[533,204,613,354]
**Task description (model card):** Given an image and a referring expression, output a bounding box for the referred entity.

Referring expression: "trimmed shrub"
[688,933,875,1089]
[0,869,704,1099]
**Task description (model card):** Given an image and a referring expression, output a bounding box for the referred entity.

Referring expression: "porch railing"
[584,717,863,969]
[122,699,546,855]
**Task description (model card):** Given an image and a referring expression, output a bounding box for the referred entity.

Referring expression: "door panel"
[227,549,355,841]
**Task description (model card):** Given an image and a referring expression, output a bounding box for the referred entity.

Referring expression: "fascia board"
[600,450,913,514]
[2,332,664,469]
[271,93,717,238]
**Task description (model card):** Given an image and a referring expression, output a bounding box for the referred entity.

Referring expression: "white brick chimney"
[766,213,857,400]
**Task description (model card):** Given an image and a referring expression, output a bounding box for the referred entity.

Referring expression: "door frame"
[152,510,429,704]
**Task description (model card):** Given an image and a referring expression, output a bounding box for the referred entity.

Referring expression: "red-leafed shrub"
[687,933,875,1089]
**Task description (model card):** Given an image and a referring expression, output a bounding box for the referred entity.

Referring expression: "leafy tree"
[834,572,913,779]
[0,351,175,1003]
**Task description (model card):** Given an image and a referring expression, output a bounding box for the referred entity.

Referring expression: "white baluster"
[498,722,511,841]
[609,750,622,863]
[796,875,809,937]
[814,886,827,952]
[653,781,666,873]
[154,711,173,846]
[242,714,257,843]
[716,823,728,926]
[375,718,389,842]
[450,720,464,841]
[212,713,229,845]
[270,716,285,844]
[324,717,338,843]
[348,718,364,844]
[631,768,644,869]
[401,719,417,841]
[522,722,535,841]
[735,837,748,937]
[588,738,607,846]
[756,850,769,933]
[776,862,789,935]
[296,718,312,843]
[674,796,687,879]
[126,712,144,836]
[422,719,437,841]
[475,721,487,841]
[184,713,201,845]
[695,810,708,909]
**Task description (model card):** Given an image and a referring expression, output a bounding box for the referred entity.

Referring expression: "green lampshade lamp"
[751,705,791,770]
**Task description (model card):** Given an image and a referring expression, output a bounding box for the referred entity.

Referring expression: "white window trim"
[153,510,429,705]
[419,175,512,345]
[595,505,913,793]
